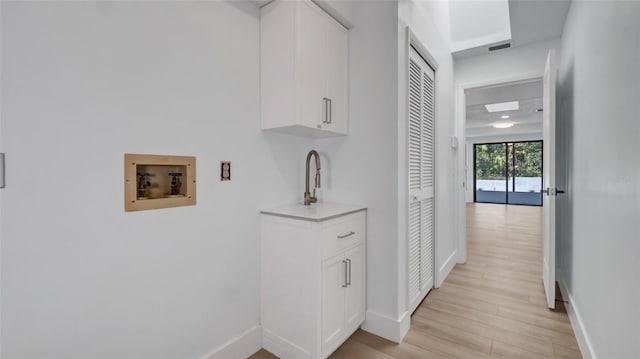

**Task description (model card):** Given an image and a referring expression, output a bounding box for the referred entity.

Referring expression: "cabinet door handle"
[0,153,5,189]
[322,97,330,124]
[342,260,348,287]
[346,258,351,286]
[337,231,355,239]
[328,98,332,124]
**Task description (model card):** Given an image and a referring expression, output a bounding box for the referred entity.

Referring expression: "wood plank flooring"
[251,203,581,359]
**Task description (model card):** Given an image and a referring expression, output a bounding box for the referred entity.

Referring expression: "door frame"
[455,73,543,264]
[472,140,544,206]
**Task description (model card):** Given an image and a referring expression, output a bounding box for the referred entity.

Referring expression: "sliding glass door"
[510,141,543,205]
[474,141,543,206]
[474,143,508,204]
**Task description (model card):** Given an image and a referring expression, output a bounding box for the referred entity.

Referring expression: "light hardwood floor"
[251,203,581,359]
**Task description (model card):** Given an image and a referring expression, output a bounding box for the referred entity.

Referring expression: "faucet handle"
[303,191,317,205]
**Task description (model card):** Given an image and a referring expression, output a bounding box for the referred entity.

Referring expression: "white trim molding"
[557,272,597,359]
[454,71,544,268]
[262,329,311,359]
[436,250,457,288]
[361,310,411,343]
[199,325,262,359]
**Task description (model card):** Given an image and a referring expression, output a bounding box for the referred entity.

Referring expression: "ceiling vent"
[488,42,511,52]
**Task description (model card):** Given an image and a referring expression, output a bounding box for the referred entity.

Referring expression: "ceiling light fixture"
[485,101,519,112]
[492,121,515,129]
[500,115,510,119]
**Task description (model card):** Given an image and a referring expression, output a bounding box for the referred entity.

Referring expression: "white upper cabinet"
[323,16,349,135]
[261,0,349,138]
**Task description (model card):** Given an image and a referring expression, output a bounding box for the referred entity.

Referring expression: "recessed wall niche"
[124,154,196,212]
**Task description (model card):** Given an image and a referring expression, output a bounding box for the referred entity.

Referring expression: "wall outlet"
[220,161,231,181]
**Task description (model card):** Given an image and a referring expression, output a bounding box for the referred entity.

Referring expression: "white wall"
[556,1,640,358]
[0,2,309,358]
[456,37,562,87]
[464,133,542,202]
[398,0,457,326]
[312,0,402,339]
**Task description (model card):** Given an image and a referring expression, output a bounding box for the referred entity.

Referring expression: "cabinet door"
[296,0,326,130]
[324,18,349,135]
[322,253,346,355]
[344,244,365,331]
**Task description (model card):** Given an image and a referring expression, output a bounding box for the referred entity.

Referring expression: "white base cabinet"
[261,208,366,358]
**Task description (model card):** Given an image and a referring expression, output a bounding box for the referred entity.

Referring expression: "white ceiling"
[509,0,571,47]
[449,0,512,52]
[248,0,272,7]
[466,79,543,138]
[453,0,571,59]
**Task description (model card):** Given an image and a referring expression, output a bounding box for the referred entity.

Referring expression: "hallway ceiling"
[249,0,271,6]
[509,0,571,47]
[466,79,543,138]
[453,0,571,59]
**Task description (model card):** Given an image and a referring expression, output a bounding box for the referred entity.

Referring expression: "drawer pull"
[337,231,355,239]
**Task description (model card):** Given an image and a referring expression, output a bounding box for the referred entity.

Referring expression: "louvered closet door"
[408,47,435,314]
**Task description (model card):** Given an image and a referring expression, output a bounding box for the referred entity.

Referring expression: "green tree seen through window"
[475,142,542,180]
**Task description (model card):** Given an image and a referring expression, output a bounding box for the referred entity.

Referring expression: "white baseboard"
[200,325,262,359]
[262,329,311,358]
[436,250,457,287]
[456,248,467,264]
[557,272,597,359]
[361,309,410,343]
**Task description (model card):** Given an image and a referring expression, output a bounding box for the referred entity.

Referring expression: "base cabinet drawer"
[321,211,365,259]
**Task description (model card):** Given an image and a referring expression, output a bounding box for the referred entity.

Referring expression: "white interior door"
[542,50,557,309]
[408,47,435,314]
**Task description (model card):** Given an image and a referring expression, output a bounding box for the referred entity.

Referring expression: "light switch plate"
[451,136,459,149]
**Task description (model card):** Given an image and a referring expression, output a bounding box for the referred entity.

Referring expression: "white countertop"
[261,202,366,222]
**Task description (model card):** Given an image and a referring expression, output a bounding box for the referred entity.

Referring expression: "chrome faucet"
[304,150,321,205]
